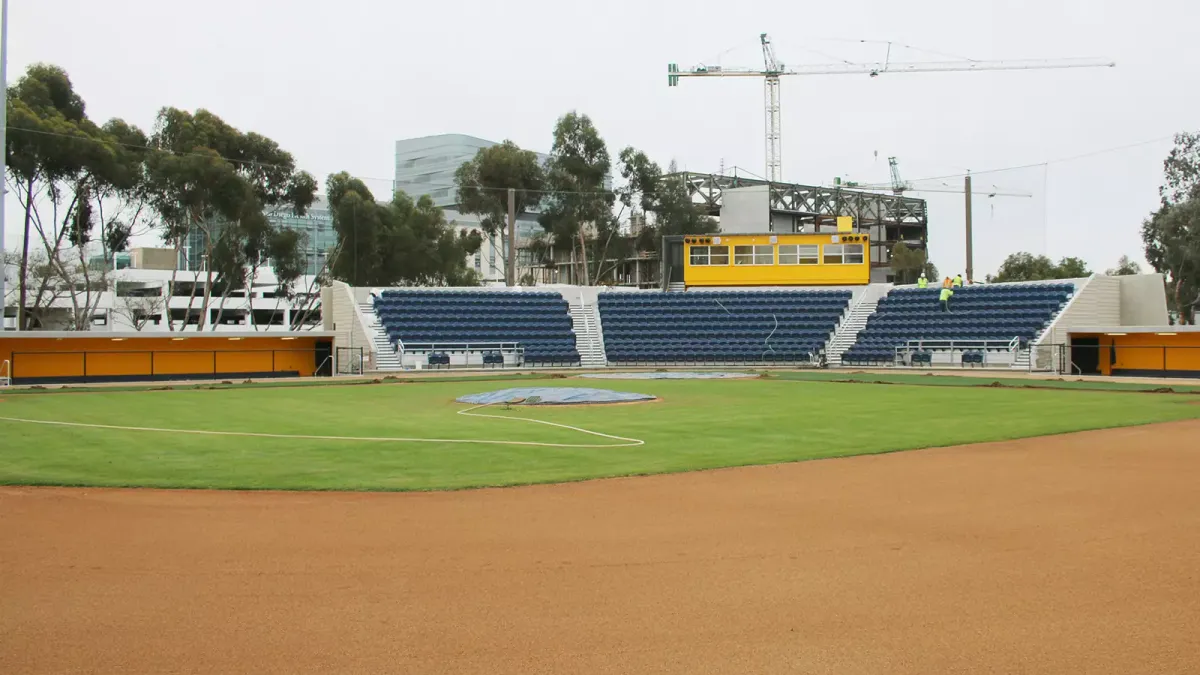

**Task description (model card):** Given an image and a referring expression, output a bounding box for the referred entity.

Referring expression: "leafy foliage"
[1142,199,1200,324]
[143,107,317,328]
[1105,255,1142,276]
[538,112,615,285]
[889,243,939,285]
[327,172,481,287]
[4,63,150,329]
[986,252,1092,283]
[1143,133,1200,324]
[454,141,545,237]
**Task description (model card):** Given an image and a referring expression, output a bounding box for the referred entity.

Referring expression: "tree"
[1161,131,1200,204]
[1142,199,1200,324]
[539,112,614,286]
[5,64,150,330]
[1142,132,1200,324]
[889,242,938,285]
[327,172,481,287]
[115,292,166,331]
[144,107,316,331]
[1106,255,1142,276]
[1055,256,1091,279]
[454,141,545,285]
[986,252,1091,283]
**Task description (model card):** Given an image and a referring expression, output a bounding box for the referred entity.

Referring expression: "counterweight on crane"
[668,35,1114,183]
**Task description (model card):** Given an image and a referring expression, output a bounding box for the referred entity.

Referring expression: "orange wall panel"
[0,335,323,381]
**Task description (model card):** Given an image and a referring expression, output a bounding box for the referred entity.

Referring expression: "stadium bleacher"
[373,290,580,366]
[841,283,1074,365]
[598,290,851,364]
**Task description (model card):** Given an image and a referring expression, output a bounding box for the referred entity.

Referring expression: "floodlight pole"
[1,0,9,327]
[507,188,516,287]
[964,173,974,283]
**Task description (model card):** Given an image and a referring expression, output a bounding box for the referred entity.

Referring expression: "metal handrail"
[403,341,523,353]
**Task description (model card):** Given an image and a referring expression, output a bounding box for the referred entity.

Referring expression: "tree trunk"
[1176,278,1192,325]
[17,178,35,330]
[577,229,590,287]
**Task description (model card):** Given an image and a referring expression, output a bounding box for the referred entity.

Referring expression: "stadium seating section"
[599,290,851,364]
[373,290,580,366]
[842,283,1074,365]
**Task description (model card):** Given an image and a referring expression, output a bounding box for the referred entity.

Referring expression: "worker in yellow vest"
[940,286,953,312]
[917,272,928,288]
[952,274,963,287]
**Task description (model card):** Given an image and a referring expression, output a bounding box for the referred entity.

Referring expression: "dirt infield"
[4,422,1200,674]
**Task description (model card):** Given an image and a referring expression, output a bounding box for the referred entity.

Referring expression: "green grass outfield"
[2,376,1198,491]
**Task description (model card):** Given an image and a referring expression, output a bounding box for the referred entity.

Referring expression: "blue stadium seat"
[840,283,1073,366]
[598,290,851,365]
[372,290,580,366]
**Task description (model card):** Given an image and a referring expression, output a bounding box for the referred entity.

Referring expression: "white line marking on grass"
[0,404,645,449]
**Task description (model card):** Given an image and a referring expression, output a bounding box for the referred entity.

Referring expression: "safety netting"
[456,387,655,406]
[578,372,757,380]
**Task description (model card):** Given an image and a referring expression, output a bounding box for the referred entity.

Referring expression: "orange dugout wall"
[1070,331,1200,378]
[0,334,332,385]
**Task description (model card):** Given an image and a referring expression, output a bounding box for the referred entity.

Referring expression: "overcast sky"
[5,0,1198,277]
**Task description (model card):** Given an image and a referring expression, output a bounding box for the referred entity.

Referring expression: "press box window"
[734,245,774,266]
[778,244,819,265]
[689,245,729,266]
[823,243,865,264]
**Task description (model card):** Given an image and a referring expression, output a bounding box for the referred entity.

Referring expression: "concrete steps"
[359,302,403,372]
[568,301,607,368]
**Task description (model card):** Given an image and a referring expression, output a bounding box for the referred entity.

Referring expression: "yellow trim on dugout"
[683,233,870,287]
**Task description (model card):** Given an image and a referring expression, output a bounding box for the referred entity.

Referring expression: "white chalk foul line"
[0,404,645,449]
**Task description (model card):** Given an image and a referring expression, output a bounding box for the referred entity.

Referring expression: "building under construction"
[672,172,928,282]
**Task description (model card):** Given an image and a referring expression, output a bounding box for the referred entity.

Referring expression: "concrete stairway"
[359,302,403,372]
[826,286,890,366]
[568,300,607,368]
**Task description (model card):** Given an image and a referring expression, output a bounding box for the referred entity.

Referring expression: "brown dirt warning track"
[3,421,1200,674]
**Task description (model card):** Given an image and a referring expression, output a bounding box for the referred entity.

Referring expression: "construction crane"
[667,35,1114,183]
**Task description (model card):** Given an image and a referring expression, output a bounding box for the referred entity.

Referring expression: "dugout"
[0,332,335,385]
[1068,326,1200,378]
[663,227,870,290]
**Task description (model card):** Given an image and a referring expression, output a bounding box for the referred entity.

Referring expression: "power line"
[8,123,1179,198]
[5,124,622,198]
[899,135,1177,185]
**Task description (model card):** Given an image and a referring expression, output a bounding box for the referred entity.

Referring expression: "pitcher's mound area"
[4,421,1200,674]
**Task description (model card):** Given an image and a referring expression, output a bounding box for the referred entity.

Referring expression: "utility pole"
[964,173,974,283]
[506,188,516,286]
[1,0,9,329]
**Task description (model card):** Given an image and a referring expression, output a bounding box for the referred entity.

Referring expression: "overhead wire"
[3,124,621,198]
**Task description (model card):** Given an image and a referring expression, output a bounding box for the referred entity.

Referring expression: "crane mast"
[761,34,783,183]
[668,37,1114,183]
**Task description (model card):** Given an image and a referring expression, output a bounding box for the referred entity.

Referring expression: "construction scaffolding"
[671,172,928,281]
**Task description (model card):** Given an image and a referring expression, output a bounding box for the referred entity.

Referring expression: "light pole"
[1,0,9,329]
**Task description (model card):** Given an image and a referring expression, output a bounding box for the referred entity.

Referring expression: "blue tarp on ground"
[457,387,655,406]
[579,372,756,380]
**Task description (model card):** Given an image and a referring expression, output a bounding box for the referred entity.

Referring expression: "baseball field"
[3,372,1199,673]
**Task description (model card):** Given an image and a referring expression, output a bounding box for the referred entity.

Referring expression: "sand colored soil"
[4,421,1200,674]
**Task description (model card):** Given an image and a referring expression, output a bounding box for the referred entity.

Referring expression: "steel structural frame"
[673,172,929,271]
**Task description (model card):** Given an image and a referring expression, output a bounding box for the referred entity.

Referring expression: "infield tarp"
[457,387,655,406]
[579,372,756,380]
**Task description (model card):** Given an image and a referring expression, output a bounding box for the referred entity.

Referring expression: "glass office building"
[395,134,550,282]
[180,198,336,275]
